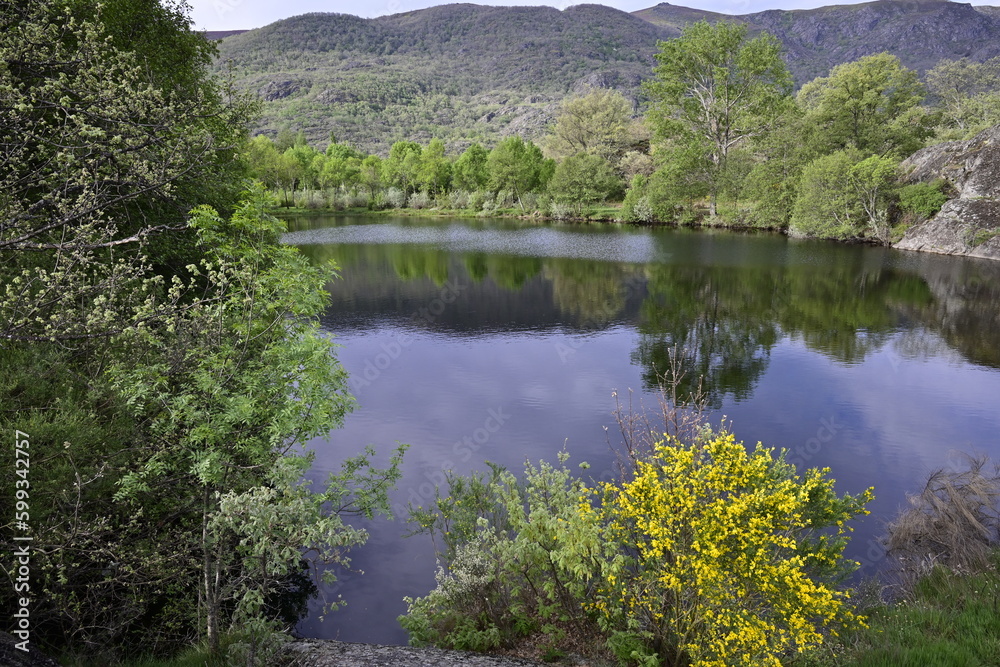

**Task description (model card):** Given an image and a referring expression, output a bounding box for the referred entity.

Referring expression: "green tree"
[320,154,363,193]
[0,3,403,661]
[452,143,490,191]
[285,143,321,190]
[246,135,284,190]
[547,152,620,214]
[797,53,933,156]
[109,188,404,658]
[742,107,811,229]
[0,0,253,346]
[360,154,384,198]
[544,88,633,164]
[274,127,296,152]
[385,140,424,194]
[850,154,901,243]
[646,20,793,216]
[925,57,1000,140]
[790,149,900,242]
[791,150,864,239]
[417,138,453,195]
[641,141,713,222]
[486,136,549,207]
[275,150,305,206]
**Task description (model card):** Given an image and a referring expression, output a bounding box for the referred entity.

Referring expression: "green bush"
[401,433,873,666]
[897,180,949,219]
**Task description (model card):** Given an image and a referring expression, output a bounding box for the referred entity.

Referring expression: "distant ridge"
[210,1,1000,153]
[637,0,1000,82]
[203,29,248,41]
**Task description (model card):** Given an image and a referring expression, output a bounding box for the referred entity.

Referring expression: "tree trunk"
[202,489,221,656]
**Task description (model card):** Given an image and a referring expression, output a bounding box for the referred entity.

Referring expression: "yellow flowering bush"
[401,430,872,666]
[591,431,873,666]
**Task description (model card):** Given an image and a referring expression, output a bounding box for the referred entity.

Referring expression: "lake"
[284,213,1000,645]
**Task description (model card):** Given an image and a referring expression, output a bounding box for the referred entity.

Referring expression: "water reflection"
[286,215,1000,645]
[297,225,998,404]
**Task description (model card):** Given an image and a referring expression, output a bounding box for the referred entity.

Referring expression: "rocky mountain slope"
[896,125,1000,260]
[641,0,1000,83]
[211,1,1000,153]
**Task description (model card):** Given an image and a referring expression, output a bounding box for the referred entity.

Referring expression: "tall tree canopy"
[646,20,792,216]
[796,52,932,156]
[544,88,634,164]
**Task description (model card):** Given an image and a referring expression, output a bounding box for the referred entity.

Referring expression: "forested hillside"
[214,4,668,153]
[213,0,1000,154]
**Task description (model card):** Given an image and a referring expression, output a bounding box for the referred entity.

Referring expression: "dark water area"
[283,214,1000,645]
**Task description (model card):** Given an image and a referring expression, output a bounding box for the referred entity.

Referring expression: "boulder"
[0,633,61,667]
[895,125,1000,260]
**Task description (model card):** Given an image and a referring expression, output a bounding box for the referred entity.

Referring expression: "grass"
[799,563,1000,666]
[57,636,243,667]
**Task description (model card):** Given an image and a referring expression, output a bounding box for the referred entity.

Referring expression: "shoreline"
[272,204,1000,261]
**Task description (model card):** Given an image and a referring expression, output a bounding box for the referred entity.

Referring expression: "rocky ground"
[282,640,549,667]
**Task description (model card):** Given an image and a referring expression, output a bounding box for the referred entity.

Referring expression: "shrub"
[548,202,573,220]
[791,151,900,242]
[324,190,345,211]
[790,150,864,239]
[898,180,950,219]
[886,453,1000,579]
[468,190,489,211]
[478,193,497,213]
[590,431,872,666]
[448,190,471,210]
[409,190,432,209]
[495,189,515,209]
[621,176,652,223]
[345,191,369,208]
[402,431,873,666]
[401,457,602,654]
[519,191,539,212]
[385,187,407,208]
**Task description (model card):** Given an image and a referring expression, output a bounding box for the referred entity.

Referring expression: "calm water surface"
[284,214,1000,645]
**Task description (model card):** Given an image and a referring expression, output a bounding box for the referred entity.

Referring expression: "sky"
[188,0,885,32]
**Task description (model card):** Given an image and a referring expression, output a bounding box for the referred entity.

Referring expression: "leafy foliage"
[402,432,872,666]
[897,180,950,219]
[0,2,404,662]
[548,153,622,214]
[646,21,793,216]
[592,431,871,666]
[797,53,933,157]
[791,151,901,242]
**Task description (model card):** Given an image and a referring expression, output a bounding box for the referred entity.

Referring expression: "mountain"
[639,1,1000,83]
[214,4,670,153]
[203,30,248,40]
[211,1,1000,155]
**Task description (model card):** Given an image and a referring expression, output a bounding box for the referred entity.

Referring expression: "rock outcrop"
[894,125,1000,261]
